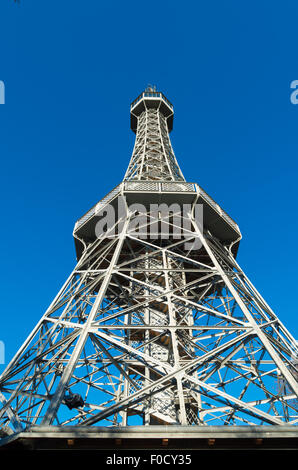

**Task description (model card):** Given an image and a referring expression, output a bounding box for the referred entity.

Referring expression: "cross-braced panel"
[124,109,184,182]
[0,208,297,432]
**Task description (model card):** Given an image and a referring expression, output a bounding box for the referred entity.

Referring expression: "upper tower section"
[73,86,241,260]
[124,86,185,182]
[130,85,174,133]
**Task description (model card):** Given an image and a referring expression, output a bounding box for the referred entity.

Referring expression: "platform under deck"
[1,425,298,452]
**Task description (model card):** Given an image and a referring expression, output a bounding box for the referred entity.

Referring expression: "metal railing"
[130,92,174,111]
[124,181,196,192]
[198,186,239,232]
[74,184,121,230]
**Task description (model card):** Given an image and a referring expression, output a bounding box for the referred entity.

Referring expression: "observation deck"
[130,88,174,133]
[73,181,241,260]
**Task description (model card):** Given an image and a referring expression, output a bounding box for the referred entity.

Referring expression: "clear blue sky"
[0,0,298,369]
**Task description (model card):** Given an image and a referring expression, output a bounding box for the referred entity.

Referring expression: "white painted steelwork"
[0,88,297,434]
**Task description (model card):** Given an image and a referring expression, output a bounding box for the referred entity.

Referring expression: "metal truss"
[124,106,184,182]
[0,205,298,431]
[0,88,297,434]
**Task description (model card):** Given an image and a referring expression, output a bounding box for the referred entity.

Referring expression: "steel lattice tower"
[1,87,298,437]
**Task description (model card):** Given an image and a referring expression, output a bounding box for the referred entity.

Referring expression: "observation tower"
[0,87,298,450]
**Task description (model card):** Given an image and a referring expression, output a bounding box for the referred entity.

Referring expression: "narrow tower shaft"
[124,89,197,423]
[125,88,185,181]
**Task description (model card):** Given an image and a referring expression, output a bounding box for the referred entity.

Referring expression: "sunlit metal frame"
[0,88,298,436]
